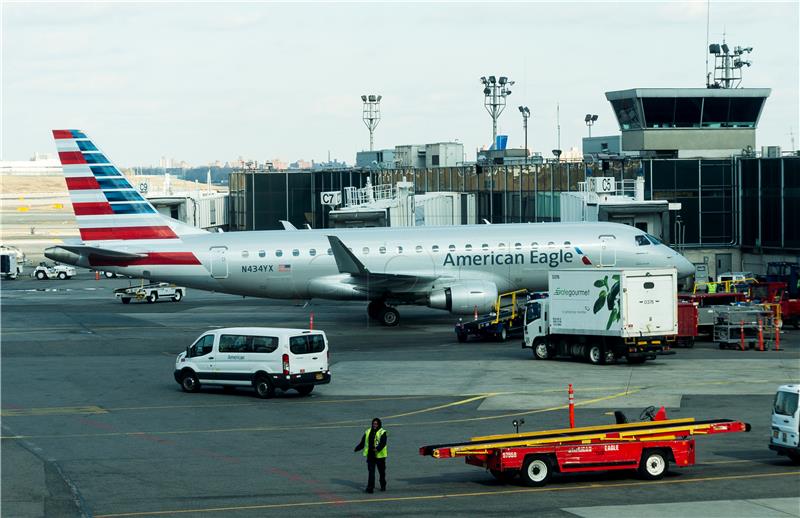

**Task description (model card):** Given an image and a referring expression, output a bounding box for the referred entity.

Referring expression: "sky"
[2,1,798,166]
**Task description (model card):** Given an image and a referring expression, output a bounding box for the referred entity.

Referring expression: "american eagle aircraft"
[45,130,694,326]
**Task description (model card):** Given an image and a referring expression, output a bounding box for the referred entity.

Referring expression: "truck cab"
[522,296,549,354]
[770,384,800,464]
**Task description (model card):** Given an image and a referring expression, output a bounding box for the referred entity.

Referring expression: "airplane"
[44,130,695,326]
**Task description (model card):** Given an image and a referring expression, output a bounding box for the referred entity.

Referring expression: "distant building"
[355,149,395,169]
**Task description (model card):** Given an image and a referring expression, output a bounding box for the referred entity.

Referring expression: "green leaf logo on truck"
[593,274,621,329]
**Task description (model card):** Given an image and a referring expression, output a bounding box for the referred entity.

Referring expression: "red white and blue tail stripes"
[53,129,180,243]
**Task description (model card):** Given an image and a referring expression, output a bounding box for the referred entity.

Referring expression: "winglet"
[327,235,369,275]
[280,220,298,230]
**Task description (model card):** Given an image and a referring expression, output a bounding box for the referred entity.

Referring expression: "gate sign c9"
[320,191,342,206]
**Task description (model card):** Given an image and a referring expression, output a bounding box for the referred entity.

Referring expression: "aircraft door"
[599,235,617,266]
[210,246,229,279]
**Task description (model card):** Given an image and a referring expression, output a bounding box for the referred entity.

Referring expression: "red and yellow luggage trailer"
[420,417,750,487]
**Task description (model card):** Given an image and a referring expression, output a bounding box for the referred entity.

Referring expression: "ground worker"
[354,417,387,493]
[707,281,717,294]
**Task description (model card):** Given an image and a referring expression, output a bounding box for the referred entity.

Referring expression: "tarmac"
[2,273,799,517]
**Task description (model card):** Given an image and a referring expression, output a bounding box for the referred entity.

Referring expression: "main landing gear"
[367,300,400,327]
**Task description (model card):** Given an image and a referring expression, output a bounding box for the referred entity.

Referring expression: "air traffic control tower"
[605,87,770,158]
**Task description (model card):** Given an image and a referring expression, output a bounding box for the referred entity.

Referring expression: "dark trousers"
[366,457,386,490]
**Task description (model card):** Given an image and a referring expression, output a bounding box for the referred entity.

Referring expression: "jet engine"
[428,281,498,315]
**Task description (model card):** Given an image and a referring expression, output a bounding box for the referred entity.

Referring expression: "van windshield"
[774,391,799,416]
[290,334,326,354]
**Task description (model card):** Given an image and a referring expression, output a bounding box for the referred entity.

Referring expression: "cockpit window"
[635,235,651,246]
[646,233,662,245]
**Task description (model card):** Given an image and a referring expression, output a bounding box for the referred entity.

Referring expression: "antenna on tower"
[707,33,753,88]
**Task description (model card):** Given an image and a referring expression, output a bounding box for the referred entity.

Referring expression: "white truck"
[769,384,800,464]
[115,282,186,304]
[1,252,22,279]
[32,262,77,280]
[523,268,678,365]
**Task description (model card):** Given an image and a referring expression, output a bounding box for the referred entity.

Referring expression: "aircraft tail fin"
[52,129,206,245]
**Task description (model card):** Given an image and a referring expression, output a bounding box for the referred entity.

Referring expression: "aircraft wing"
[326,235,440,293]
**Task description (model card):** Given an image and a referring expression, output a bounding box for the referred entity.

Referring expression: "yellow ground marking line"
[383,393,503,419]
[92,470,800,517]
[0,390,638,440]
[0,396,433,419]
[1,406,107,417]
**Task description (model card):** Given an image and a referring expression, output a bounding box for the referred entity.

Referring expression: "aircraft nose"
[675,254,695,279]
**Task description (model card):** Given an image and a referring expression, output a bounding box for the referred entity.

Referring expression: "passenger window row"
[219,334,279,353]
[239,241,577,259]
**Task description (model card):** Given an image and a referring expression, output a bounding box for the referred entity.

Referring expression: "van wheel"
[36,271,47,280]
[296,386,314,396]
[180,372,200,393]
[521,456,552,487]
[57,272,67,280]
[639,450,669,480]
[254,376,275,399]
[105,271,115,278]
[121,298,131,304]
[173,291,183,302]
[534,340,550,360]
[146,293,158,304]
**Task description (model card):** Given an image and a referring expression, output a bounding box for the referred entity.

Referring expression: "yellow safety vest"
[362,428,387,458]
[707,282,717,294]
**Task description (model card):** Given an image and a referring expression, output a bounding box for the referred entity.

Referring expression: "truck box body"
[548,268,678,338]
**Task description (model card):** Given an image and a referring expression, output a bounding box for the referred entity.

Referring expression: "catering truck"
[522,268,678,364]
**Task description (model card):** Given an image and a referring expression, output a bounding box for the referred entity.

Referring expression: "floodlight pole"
[361,94,382,151]
[481,76,514,146]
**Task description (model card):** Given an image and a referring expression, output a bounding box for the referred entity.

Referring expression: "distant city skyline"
[3,2,798,165]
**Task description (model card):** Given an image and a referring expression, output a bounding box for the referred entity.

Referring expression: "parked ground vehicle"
[174,327,331,398]
[764,262,799,298]
[676,301,698,347]
[1,252,21,279]
[455,289,528,342]
[420,409,750,487]
[114,282,185,303]
[522,269,678,365]
[770,384,800,464]
[677,292,748,334]
[750,281,800,329]
[32,262,76,280]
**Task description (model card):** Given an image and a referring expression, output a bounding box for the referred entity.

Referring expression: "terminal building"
[228,85,798,282]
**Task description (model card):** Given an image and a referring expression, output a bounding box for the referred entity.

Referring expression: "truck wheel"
[639,450,669,480]
[456,331,468,343]
[296,386,314,396]
[521,456,552,487]
[587,345,603,365]
[788,451,800,464]
[57,272,67,280]
[602,349,616,364]
[36,271,46,280]
[104,271,115,278]
[533,340,550,360]
[180,371,200,393]
[121,298,131,304]
[379,306,400,327]
[146,293,158,304]
[497,324,508,342]
[254,375,275,399]
[173,291,183,302]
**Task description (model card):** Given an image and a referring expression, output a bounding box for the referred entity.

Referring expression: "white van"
[174,327,331,398]
[769,384,800,464]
